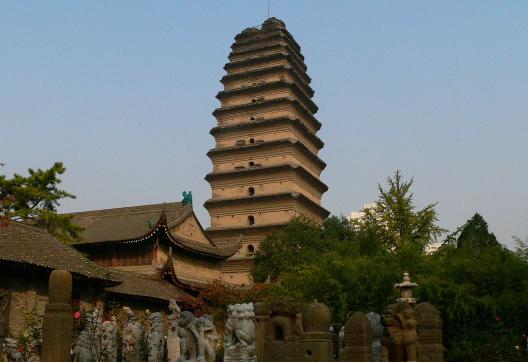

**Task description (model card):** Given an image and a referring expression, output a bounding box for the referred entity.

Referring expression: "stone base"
[224,344,257,362]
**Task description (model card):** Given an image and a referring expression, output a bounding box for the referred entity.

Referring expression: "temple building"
[62,17,329,288]
[68,202,244,288]
[205,17,329,277]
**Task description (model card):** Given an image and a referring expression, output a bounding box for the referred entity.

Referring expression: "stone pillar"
[254,302,270,362]
[343,312,373,362]
[415,302,444,362]
[300,301,333,362]
[41,270,73,362]
[167,299,181,362]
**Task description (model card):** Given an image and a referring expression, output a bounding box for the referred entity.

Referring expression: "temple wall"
[214,122,320,154]
[172,254,221,285]
[220,260,254,286]
[170,214,210,245]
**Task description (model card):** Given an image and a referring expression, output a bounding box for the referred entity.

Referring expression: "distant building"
[348,203,376,222]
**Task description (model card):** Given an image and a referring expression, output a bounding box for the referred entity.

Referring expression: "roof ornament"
[182,191,193,205]
[394,272,418,304]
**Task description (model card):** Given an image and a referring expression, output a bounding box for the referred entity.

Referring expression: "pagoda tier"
[205,17,328,264]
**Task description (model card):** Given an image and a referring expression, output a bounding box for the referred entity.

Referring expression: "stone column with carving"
[167,299,181,362]
[342,312,373,362]
[300,300,334,362]
[415,302,444,362]
[41,270,74,362]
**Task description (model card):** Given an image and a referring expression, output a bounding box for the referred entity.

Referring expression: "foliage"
[252,171,528,362]
[0,162,82,242]
[352,170,445,252]
[513,235,528,261]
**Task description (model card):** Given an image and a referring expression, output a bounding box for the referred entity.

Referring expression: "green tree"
[454,213,499,250]
[353,170,445,252]
[0,162,82,242]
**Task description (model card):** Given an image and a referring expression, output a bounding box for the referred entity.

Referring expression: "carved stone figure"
[73,330,93,362]
[167,299,182,362]
[415,302,443,362]
[4,337,24,362]
[367,312,383,362]
[147,312,165,362]
[122,307,143,362]
[381,302,419,362]
[27,340,41,362]
[73,309,102,362]
[338,326,345,362]
[177,311,218,362]
[100,317,118,362]
[224,303,256,362]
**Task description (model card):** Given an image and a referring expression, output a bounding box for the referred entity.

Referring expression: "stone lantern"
[394,272,418,304]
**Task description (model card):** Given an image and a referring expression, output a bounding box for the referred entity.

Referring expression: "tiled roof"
[67,202,188,244]
[68,202,241,259]
[0,222,194,302]
[0,222,118,282]
[105,269,194,303]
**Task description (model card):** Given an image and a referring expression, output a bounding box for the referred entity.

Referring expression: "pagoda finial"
[394,272,418,304]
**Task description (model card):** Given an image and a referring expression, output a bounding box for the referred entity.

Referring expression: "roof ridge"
[65,201,183,218]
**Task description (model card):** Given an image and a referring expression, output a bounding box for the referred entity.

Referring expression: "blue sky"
[1,1,527,246]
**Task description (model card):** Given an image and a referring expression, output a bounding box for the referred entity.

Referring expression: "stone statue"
[4,337,24,362]
[100,317,118,362]
[147,312,165,362]
[167,299,182,362]
[224,303,256,362]
[338,325,345,362]
[122,307,143,362]
[367,312,383,362]
[27,340,41,362]
[177,311,218,362]
[381,302,419,362]
[182,191,193,205]
[73,309,102,362]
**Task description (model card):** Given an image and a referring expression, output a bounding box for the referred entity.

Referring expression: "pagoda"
[204,17,329,281]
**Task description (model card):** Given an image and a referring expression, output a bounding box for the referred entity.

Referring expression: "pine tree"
[0,162,82,242]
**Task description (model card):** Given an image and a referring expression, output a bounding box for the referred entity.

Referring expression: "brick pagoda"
[204,17,329,282]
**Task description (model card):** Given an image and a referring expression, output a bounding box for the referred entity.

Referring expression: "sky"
[1,1,527,247]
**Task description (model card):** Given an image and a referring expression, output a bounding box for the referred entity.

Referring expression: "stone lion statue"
[224,303,256,361]
[381,302,419,362]
[177,311,218,362]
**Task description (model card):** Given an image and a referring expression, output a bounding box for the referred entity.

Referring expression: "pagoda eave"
[209,117,324,149]
[215,80,318,114]
[220,66,314,98]
[212,97,321,132]
[203,192,330,219]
